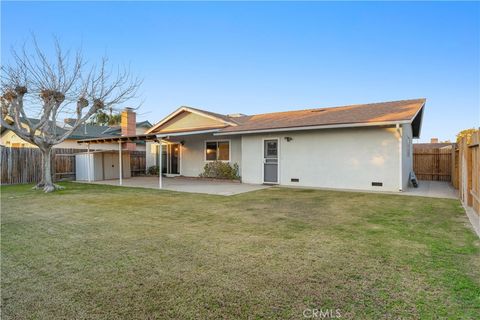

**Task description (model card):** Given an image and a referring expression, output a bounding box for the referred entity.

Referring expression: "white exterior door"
[263,139,279,184]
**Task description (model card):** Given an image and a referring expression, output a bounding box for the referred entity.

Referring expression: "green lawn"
[1,182,479,319]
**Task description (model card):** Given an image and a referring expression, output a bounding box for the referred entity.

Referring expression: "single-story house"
[414,138,453,151]
[0,108,152,151]
[139,98,424,192]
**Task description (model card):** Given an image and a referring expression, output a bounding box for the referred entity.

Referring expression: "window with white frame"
[205,141,230,161]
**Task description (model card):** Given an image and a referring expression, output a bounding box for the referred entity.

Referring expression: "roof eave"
[411,101,425,139]
[214,120,412,136]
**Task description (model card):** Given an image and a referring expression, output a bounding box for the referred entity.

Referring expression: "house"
[0,108,152,151]
[140,98,425,192]
[414,138,453,151]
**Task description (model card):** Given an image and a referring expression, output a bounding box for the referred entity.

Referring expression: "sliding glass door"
[156,143,180,175]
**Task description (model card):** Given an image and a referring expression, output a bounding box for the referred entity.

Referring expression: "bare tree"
[1,38,141,192]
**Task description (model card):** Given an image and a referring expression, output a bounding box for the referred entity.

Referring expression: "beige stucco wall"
[146,133,242,177]
[241,126,402,192]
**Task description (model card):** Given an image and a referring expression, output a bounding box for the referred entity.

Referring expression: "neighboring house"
[0,108,152,151]
[144,99,425,192]
[414,138,453,150]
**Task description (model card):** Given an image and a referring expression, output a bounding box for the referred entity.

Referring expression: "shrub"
[147,165,159,175]
[456,128,477,144]
[199,161,240,180]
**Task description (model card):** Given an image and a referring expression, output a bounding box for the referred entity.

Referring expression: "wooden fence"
[453,130,479,216]
[413,147,452,181]
[0,147,147,185]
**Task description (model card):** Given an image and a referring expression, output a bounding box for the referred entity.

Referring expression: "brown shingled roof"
[219,98,426,133]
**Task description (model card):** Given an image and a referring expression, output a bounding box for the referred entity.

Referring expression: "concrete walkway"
[404,181,457,199]
[77,176,269,196]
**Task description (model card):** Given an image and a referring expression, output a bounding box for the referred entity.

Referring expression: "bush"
[199,161,240,180]
[147,165,159,175]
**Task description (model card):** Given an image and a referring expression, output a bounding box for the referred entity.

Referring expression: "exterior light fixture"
[284,137,293,142]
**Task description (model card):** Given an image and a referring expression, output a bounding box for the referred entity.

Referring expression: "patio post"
[87,143,91,182]
[158,140,162,189]
[118,141,123,185]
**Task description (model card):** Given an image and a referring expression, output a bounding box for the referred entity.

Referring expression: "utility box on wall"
[75,151,131,181]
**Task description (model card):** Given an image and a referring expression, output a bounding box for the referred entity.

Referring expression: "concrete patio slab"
[76,176,270,196]
[404,180,457,199]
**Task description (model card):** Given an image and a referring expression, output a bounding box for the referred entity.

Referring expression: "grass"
[1,182,479,319]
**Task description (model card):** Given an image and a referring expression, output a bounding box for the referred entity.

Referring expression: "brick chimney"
[430,138,439,143]
[121,107,136,151]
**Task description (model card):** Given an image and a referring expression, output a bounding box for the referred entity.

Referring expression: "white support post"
[158,141,162,189]
[119,141,123,185]
[87,143,91,182]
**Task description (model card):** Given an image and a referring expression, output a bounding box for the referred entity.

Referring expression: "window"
[264,140,278,158]
[205,141,230,161]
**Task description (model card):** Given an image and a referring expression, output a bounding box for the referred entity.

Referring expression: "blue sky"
[2,1,479,142]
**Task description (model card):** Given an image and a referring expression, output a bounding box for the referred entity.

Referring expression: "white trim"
[146,106,237,134]
[204,139,231,162]
[214,120,412,136]
[262,137,280,184]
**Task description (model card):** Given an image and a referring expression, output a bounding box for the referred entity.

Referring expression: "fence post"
[467,143,473,206]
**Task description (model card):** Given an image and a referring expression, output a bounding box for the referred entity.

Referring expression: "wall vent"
[291,178,299,182]
[371,182,383,187]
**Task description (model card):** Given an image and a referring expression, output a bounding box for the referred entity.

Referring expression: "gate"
[413,147,452,181]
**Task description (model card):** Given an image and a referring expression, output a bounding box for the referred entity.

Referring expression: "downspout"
[396,124,403,192]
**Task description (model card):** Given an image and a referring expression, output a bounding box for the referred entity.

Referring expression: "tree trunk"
[34,146,63,192]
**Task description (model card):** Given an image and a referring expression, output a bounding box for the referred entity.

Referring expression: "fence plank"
[453,130,480,216]
[0,147,87,185]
